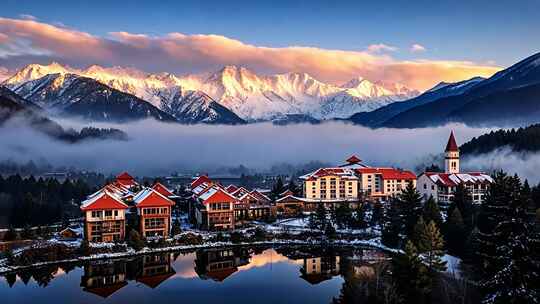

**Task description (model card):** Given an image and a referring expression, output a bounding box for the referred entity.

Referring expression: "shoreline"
[0,238,392,275]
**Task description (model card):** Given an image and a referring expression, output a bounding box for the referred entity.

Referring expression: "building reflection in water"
[134,253,176,289]
[80,260,128,299]
[194,247,250,282]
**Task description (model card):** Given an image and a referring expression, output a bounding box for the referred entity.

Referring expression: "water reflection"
[0,246,475,304]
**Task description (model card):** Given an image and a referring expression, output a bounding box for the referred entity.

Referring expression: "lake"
[0,246,393,304]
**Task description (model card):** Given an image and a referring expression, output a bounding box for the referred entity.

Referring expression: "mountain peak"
[340,76,368,89]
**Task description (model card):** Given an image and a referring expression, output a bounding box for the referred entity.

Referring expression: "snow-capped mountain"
[6,73,177,122]
[3,62,419,122]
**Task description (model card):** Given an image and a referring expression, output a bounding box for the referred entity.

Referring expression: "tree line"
[0,174,93,229]
[461,123,540,155]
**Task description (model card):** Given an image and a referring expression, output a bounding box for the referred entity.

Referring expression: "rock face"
[4,63,419,123]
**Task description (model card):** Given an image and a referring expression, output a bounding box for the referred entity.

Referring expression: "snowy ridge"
[4,62,420,121]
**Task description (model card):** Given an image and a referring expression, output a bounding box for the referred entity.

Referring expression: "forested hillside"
[461,124,540,155]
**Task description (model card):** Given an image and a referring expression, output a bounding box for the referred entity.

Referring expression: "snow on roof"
[231,186,250,197]
[198,186,238,203]
[424,172,493,187]
[152,182,175,197]
[133,187,174,207]
[191,175,211,189]
[251,190,271,202]
[80,190,129,211]
[356,168,416,180]
[192,182,210,195]
[225,184,238,193]
[299,167,359,180]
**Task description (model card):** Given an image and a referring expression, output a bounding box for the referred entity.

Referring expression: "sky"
[0,0,539,90]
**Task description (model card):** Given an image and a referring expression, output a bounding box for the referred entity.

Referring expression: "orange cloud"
[0,17,500,90]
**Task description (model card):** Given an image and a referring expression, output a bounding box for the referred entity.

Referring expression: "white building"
[417,131,493,204]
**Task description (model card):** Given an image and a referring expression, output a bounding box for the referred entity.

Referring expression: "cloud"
[0,17,500,90]
[0,115,497,177]
[410,43,427,53]
[18,14,38,21]
[366,43,398,53]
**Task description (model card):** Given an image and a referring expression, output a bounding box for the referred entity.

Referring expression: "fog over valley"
[3,117,526,178]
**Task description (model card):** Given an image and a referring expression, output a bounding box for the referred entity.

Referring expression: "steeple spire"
[444,131,460,173]
[445,131,458,152]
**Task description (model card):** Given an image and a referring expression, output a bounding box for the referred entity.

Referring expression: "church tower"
[444,131,460,173]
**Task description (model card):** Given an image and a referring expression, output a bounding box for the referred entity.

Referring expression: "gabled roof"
[83,281,128,298]
[136,271,175,289]
[199,187,238,204]
[133,188,175,208]
[81,190,129,211]
[445,131,459,152]
[152,182,175,197]
[356,168,416,180]
[231,187,250,198]
[250,190,271,202]
[191,175,211,189]
[192,182,211,197]
[422,172,493,187]
[225,184,238,193]
[299,167,359,181]
[346,155,362,164]
[275,194,308,203]
[238,192,259,202]
[117,171,134,180]
[116,172,138,188]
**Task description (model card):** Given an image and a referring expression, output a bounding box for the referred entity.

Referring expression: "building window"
[423,184,427,189]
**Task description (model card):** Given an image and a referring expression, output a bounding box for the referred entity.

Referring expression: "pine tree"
[370,202,383,228]
[334,204,353,229]
[417,220,447,272]
[393,240,432,300]
[398,182,423,238]
[444,208,466,256]
[449,183,474,231]
[382,198,404,248]
[171,219,182,236]
[271,177,285,199]
[287,179,300,196]
[309,202,327,230]
[412,216,427,248]
[127,229,145,251]
[477,172,540,303]
[353,203,368,229]
[422,196,443,228]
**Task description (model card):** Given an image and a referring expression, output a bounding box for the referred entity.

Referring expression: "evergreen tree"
[309,202,327,230]
[398,182,423,238]
[412,216,427,248]
[334,204,353,229]
[382,199,404,248]
[393,240,432,300]
[477,172,540,303]
[422,196,443,228]
[271,177,286,199]
[287,178,300,196]
[449,183,474,231]
[417,220,447,272]
[171,219,182,236]
[370,202,383,228]
[353,203,368,229]
[444,208,466,256]
[127,229,145,251]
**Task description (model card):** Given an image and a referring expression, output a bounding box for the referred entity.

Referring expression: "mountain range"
[351,52,540,128]
[2,63,418,124]
[0,86,127,142]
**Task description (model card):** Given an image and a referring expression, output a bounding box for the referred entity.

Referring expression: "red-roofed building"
[116,172,138,189]
[418,131,492,204]
[134,188,175,238]
[191,175,211,190]
[355,167,416,200]
[299,167,360,205]
[194,186,236,230]
[225,184,238,193]
[135,254,176,288]
[81,190,129,242]
[152,182,176,198]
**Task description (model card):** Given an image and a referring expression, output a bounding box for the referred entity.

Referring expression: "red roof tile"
[81,191,129,211]
[152,182,174,197]
[134,189,174,208]
[356,168,416,180]
[191,175,211,189]
[445,131,459,152]
[346,155,362,164]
